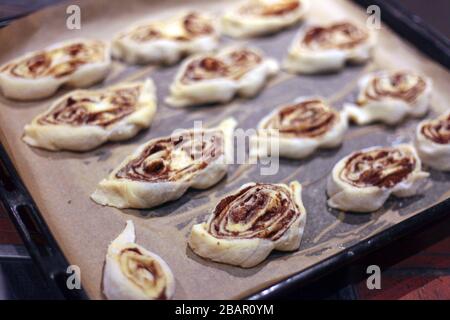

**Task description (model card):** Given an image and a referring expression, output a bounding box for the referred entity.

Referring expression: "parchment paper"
[0,0,449,300]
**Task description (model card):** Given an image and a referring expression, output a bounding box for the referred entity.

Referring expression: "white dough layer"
[165,46,279,108]
[0,38,111,100]
[344,70,432,125]
[103,220,175,300]
[251,97,348,159]
[91,118,237,209]
[23,79,157,151]
[283,21,376,74]
[189,181,307,268]
[327,144,429,213]
[221,0,309,38]
[415,112,450,171]
[112,11,219,65]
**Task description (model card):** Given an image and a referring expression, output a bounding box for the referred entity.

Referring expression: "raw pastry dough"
[165,46,279,108]
[251,97,348,159]
[284,21,375,74]
[91,118,237,209]
[23,80,157,151]
[221,0,309,38]
[415,112,450,171]
[0,39,111,100]
[112,11,218,65]
[327,144,429,213]
[103,220,175,300]
[188,181,306,268]
[344,70,432,125]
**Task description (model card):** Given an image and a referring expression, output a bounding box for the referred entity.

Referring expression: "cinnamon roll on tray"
[91,118,237,209]
[112,11,218,65]
[0,39,111,100]
[327,144,429,213]
[251,97,348,159]
[165,46,279,108]
[23,80,157,151]
[103,220,175,300]
[188,181,307,268]
[415,112,450,171]
[221,0,309,38]
[283,21,376,74]
[344,70,432,125]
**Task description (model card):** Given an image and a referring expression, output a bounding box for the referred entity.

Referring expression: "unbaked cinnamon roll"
[221,0,309,38]
[189,181,306,268]
[112,11,218,65]
[91,118,237,209]
[0,39,111,100]
[344,70,432,125]
[327,144,429,212]
[251,97,348,159]
[103,220,175,300]
[23,80,157,151]
[283,21,375,74]
[415,112,450,171]
[166,46,279,107]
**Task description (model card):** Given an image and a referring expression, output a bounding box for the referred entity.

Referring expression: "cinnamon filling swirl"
[6,41,105,79]
[358,72,427,105]
[421,114,450,144]
[116,130,223,182]
[182,49,262,83]
[183,12,214,36]
[208,184,301,240]
[240,0,300,16]
[128,12,214,42]
[341,148,415,188]
[119,247,167,300]
[38,85,141,127]
[302,22,368,50]
[263,99,337,138]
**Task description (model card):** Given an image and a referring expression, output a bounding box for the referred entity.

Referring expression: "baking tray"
[0,0,449,300]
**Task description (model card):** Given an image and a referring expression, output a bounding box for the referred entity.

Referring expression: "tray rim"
[0,0,449,300]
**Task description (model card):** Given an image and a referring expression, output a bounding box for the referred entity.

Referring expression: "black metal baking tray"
[0,0,449,300]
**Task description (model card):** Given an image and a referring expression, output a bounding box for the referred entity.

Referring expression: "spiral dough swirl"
[118,247,168,300]
[420,113,450,145]
[302,22,368,50]
[263,99,338,138]
[128,12,214,42]
[182,49,262,83]
[359,71,427,105]
[38,85,141,127]
[116,130,223,182]
[2,41,106,79]
[340,147,415,188]
[208,184,301,240]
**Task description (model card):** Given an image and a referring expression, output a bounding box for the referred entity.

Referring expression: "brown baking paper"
[0,0,449,300]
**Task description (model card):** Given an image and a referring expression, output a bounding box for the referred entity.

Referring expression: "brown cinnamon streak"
[361,72,426,104]
[421,114,450,144]
[182,49,262,83]
[116,131,223,182]
[38,86,140,127]
[264,99,337,138]
[341,148,415,188]
[208,184,301,241]
[9,41,105,79]
[302,22,368,50]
